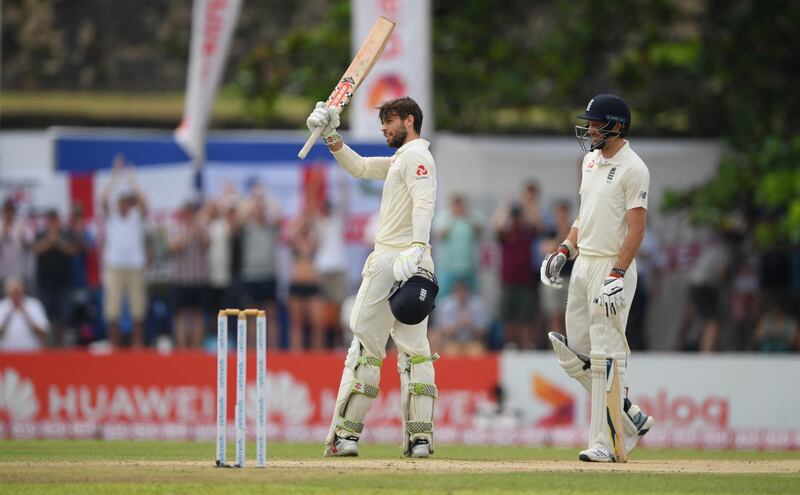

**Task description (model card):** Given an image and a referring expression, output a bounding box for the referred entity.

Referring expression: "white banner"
[350,0,432,139]
[500,352,800,449]
[175,0,242,162]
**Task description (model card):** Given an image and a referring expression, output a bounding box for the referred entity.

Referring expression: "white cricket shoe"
[578,447,615,463]
[624,401,655,453]
[409,439,431,458]
[324,435,359,457]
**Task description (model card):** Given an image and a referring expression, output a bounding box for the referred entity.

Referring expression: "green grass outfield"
[1,440,798,494]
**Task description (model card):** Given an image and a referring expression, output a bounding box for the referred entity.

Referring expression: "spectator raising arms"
[433,194,482,297]
[33,210,76,346]
[100,154,148,348]
[492,203,536,349]
[0,199,34,287]
[313,200,348,347]
[168,199,210,349]
[539,200,573,335]
[288,215,325,350]
[240,184,281,349]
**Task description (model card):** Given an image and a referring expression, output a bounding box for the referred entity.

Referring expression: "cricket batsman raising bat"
[297,16,395,159]
[307,91,439,456]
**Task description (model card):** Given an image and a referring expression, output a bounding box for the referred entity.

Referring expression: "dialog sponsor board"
[500,352,800,450]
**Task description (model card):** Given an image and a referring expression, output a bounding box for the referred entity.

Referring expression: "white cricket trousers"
[565,255,638,355]
[350,245,435,359]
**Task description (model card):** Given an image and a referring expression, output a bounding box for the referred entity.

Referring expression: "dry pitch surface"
[1,440,799,494]
[10,457,791,474]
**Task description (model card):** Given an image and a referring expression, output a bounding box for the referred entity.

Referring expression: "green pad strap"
[336,417,364,433]
[357,356,383,367]
[353,382,379,398]
[406,421,433,434]
[408,353,440,365]
[409,382,438,398]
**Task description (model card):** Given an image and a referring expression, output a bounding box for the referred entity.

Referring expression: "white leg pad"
[553,329,651,451]
[324,337,382,447]
[548,332,591,391]
[588,351,609,450]
[398,352,439,456]
[588,324,629,451]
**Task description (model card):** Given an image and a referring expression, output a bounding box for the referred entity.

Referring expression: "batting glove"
[393,242,426,282]
[540,243,572,288]
[596,269,626,318]
[306,101,342,145]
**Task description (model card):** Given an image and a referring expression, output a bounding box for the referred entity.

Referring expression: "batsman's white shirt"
[566,141,650,355]
[329,138,437,358]
[332,138,436,247]
[574,141,650,257]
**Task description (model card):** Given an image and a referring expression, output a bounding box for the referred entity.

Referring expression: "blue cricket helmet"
[578,94,631,135]
[388,268,439,325]
[575,94,631,151]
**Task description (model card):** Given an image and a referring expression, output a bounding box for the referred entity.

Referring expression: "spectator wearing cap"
[100,155,148,348]
[33,209,76,346]
[0,199,34,290]
[0,277,49,351]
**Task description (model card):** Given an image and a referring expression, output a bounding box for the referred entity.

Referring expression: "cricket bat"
[297,16,396,159]
[606,358,628,462]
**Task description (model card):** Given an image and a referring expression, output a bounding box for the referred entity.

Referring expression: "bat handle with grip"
[297,127,324,159]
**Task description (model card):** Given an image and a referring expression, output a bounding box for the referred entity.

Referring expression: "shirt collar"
[395,138,430,156]
[595,140,630,167]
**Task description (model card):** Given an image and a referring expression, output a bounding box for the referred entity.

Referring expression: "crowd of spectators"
[0,160,797,354]
[428,181,798,354]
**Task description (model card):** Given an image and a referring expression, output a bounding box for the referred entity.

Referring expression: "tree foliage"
[2,0,798,244]
[228,1,350,125]
[660,1,800,246]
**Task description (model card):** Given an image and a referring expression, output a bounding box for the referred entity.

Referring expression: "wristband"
[609,268,626,278]
[559,239,577,260]
[324,130,342,146]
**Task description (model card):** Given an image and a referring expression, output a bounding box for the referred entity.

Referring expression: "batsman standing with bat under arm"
[541,94,655,462]
[306,97,440,459]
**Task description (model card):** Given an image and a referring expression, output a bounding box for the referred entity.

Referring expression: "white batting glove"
[392,243,426,282]
[306,101,342,145]
[540,243,573,288]
[540,245,569,288]
[596,270,626,318]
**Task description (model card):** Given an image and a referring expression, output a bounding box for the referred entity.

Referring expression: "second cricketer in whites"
[306,97,439,459]
[541,94,655,462]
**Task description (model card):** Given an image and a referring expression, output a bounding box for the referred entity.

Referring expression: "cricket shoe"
[409,439,431,458]
[578,447,615,463]
[324,435,359,457]
[624,399,655,454]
